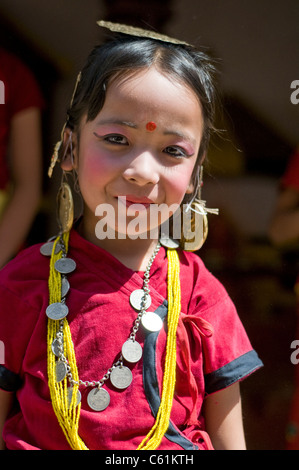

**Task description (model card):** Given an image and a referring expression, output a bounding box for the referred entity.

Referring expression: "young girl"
[0,22,262,450]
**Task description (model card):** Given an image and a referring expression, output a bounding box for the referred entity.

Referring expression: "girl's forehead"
[89,67,204,147]
[106,66,201,110]
[110,66,187,91]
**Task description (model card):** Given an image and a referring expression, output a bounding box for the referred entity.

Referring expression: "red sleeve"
[200,292,262,393]
[179,252,263,394]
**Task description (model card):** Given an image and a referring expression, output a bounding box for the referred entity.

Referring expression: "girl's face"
[65,66,204,240]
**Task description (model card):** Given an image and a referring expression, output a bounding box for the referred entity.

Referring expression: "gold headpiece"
[97,20,191,47]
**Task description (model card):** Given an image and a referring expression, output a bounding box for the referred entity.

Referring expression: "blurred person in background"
[269,147,299,449]
[0,47,43,268]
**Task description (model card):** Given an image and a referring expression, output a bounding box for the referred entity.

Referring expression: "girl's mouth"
[117,195,154,210]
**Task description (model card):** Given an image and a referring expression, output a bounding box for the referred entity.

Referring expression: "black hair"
[67,35,218,198]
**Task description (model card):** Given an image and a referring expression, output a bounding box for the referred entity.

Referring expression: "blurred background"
[0,0,299,449]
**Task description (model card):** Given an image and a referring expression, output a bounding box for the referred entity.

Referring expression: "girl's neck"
[76,217,160,271]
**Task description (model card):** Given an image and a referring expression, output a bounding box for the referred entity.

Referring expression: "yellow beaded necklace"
[47,231,181,450]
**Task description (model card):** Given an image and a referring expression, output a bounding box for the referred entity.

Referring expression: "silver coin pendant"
[130,289,151,311]
[122,339,143,363]
[67,387,81,408]
[51,338,62,357]
[110,366,133,390]
[159,236,180,249]
[61,277,70,298]
[40,241,62,257]
[56,361,67,382]
[87,387,110,411]
[40,242,54,257]
[141,311,163,332]
[46,302,69,320]
[55,258,76,274]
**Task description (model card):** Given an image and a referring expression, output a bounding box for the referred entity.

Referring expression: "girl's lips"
[117,195,154,209]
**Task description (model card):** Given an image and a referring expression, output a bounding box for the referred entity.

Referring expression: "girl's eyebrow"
[163,129,197,148]
[95,119,197,148]
[95,118,137,129]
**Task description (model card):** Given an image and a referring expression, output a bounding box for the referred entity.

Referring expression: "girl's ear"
[185,181,194,195]
[60,128,78,171]
[186,154,206,195]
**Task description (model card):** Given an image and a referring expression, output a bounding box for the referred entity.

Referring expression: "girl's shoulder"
[177,249,238,326]
[179,250,230,302]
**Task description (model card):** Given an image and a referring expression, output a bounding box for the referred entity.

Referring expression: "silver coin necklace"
[42,236,162,412]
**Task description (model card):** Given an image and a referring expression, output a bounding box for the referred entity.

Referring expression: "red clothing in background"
[281,148,299,191]
[0,48,44,189]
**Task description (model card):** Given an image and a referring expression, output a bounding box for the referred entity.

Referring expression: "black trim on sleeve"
[0,365,22,392]
[204,350,263,395]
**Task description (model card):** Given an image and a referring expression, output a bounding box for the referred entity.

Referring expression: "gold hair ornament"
[97,20,191,46]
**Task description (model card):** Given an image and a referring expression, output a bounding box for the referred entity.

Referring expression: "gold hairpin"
[48,124,66,178]
[97,20,191,47]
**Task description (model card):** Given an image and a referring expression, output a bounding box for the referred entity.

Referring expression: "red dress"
[0,229,262,449]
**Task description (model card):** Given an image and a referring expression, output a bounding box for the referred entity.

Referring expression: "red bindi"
[146,121,157,132]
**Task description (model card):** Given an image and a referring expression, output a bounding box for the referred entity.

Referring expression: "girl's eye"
[104,134,128,145]
[164,146,190,158]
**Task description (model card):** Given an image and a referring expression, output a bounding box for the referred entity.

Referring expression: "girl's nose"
[122,152,160,186]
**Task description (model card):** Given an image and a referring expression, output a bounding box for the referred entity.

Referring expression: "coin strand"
[42,236,166,411]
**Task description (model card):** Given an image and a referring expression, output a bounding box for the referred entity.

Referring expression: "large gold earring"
[57,177,74,234]
[56,129,76,233]
[180,166,218,252]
